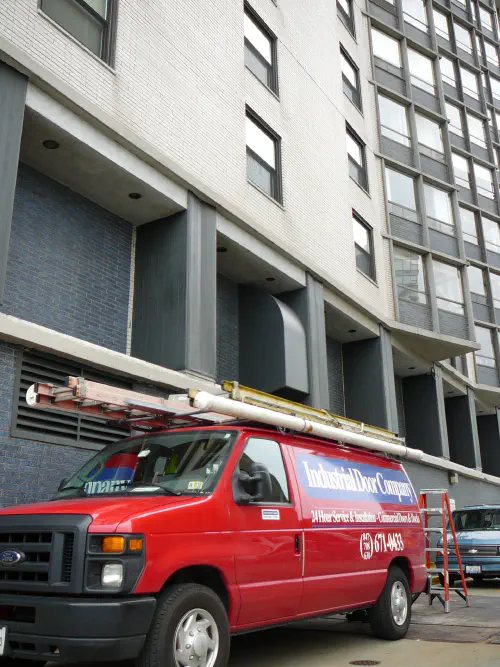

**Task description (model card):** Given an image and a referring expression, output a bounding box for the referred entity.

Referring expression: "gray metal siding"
[398,300,433,330]
[326,336,345,416]
[438,309,470,339]
[394,375,406,437]
[216,274,239,385]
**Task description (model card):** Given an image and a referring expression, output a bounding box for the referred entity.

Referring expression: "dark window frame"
[235,436,292,506]
[341,46,362,111]
[39,0,118,66]
[346,124,369,192]
[244,3,279,95]
[353,211,376,281]
[246,107,283,204]
[337,0,355,37]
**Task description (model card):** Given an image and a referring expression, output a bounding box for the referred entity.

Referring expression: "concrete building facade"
[0,0,500,506]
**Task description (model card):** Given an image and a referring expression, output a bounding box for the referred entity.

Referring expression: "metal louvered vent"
[61,533,75,583]
[12,351,130,449]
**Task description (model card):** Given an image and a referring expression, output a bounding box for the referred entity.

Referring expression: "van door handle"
[295,534,301,554]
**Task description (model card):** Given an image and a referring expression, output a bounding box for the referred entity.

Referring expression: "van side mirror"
[234,462,272,505]
[58,478,68,492]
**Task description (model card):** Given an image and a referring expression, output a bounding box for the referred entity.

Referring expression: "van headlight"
[101,563,124,588]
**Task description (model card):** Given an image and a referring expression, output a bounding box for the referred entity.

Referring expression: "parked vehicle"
[436,505,500,585]
[0,380,427,667]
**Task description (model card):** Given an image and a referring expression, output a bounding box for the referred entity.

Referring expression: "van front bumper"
[0,593,156,663]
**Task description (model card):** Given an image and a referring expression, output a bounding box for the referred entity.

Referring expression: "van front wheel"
[368,566,411,640]
[137,583,230,667]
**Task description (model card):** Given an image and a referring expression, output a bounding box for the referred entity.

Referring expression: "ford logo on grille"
[0,549,25,566]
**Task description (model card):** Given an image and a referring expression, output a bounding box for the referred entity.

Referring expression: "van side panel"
[287,441,425,615]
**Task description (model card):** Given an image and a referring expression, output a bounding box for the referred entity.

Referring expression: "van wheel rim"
[174,608,219,667]
[391,581,408,626]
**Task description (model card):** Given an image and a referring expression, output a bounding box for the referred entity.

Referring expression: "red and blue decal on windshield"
[84,453,138,494]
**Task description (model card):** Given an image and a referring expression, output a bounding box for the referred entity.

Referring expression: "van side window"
[239,438,290,503]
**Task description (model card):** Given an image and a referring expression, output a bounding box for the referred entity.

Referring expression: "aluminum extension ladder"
[419,489,469,612]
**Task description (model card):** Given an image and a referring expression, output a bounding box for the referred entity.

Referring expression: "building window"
[474,162,495,199]
[490,75,500,103]
[393,247,427,303]
[454,23,473,54]
[452,152,471,189]
[490,272,500,311]
[475,326,497,368]
[467,112,487,148]
[244,7,278,94]
[416,113,444,153]
[483,216,500,255]
[424,184,454,235]
[385,167,417,214]
[408,48,436,96]
[479,6,495,34]
[433,260,464,314]
[341,48,361,110]
[440,55,457,88]
[353,213,375,280]
[378,95,410,146]
[371,28,402,68]
[433,8,450,40]
[40,0,116,63]
[337,0,355,35]
[446,102,464,137]
[238,438,290,503]
[402,0,428,32]
[485,40,500,68]
[460,65,479,100]
[495,110,500,137]
[468,264,486,296]
[246,111,281,201]
[459,206,479,245]
[346,126,368,190]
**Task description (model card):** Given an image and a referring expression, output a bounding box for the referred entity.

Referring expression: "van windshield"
[55,430,238,499]
[453,509,500,531]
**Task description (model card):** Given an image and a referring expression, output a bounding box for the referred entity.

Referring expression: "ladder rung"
[428,568,445,574]
[421,489,448,494]
[421,508,443,514]
[425,547,444,551]
[424,527,444,533]
[430,587,466,592]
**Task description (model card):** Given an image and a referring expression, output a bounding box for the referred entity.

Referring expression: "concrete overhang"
[390,321,480,363]
[475,383,500,408]
[21,85,187,224]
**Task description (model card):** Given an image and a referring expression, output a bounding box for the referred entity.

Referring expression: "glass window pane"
[246,116,276,169]
[485,41,499,67]
[402,0,428,29]
[483,216,500,254]
[424,184,453,224]
[433,9,450,39]
[84,0,107,17]
[244,13,272,64]
[453,152,470,188]
[490,272,500,307]
[378,95,410,145]
[468,265,486,295]
[440,55,456,87]
[496,110,500,132]
[454,24,472,53]
[341,52,357,88]
[460,66,479,99]
[446,102,463,136]
[353,217,370,252]
[474,162,494,198]
[491,76,500,101]
[385,168,417,210]
[408,48,435,87]
[338,0,352,16]
[416,113,443,151]
[393,247,427,302]
[433,260,464,312]
[476,34,483,59]
[347,132,363,166]
[480,7,494,32]
[371,28,401,67]
[475,326,496,367]
[40,0,103,56]
[467,112,486,147]
[460,206,478,244]
[241,439,289,502]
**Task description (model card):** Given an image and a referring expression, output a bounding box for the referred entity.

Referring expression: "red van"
[0,424,426,667]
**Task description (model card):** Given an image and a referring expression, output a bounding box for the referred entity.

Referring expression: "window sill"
[349,175,371,198]
[245,67,280,101]
[38,9,116,74]
[356,268,378,286]
[247,180,285,209]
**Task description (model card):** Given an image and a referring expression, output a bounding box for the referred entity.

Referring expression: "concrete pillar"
[402,366,450,458]
[477,409,500,476]
[131,192,216,380]
[0,63,27,302]
[445,389,482,469]
[342,326,398,432]
[281,273,329,409]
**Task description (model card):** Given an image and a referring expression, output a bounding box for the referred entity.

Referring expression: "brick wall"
[216,274,239,384]
[0,342,92,508]
[326,336,345,416]
[1,163,132,352]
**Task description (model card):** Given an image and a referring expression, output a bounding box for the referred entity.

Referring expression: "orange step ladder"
[419,489,469,612]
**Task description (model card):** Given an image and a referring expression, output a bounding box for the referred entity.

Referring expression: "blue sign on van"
[296,455,416,506]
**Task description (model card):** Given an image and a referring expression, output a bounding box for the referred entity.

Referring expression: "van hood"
[0,495,192,532]
[440,530,500,546]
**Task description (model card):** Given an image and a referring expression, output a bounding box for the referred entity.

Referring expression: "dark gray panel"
[429,229,459,256]
[437,36,451,50]
[394,375,405,437]
[412,87,440,112]
[132,193,217,378]
[420,154,449,181]
[450,134,467,151]
[402,373,449,456]
[326,337,345,417]
[457,48,474,65]
[450,3,468,21]
[458,186,474,203]
[465,241,483,261]
[369,0,398,26]
[390,215,423,244]
[381,137,415,165]
[216,274,239,384]
[405,23,432,49]
[495,307,500,324]
[0,63,27,302]
[476,365,500,386]
[438,309,469,339]
[375,67,407,95]
[342,328,398,432]
[486,250,500,268]
[398,300,433,330]
[478,195,499,215]
[444,82,460,101]
[477,412,500,476]
[472,300,492,322]
[463,94,482,112]
[471,144,490,162]
[445,392,481,468]
[239,287,308,399]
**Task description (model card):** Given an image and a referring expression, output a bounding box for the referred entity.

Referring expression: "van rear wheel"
[136,583,230,667]
[368,566,411,640]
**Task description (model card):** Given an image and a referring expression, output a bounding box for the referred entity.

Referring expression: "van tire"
[136,583,230,667]
[368,566,411,640]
